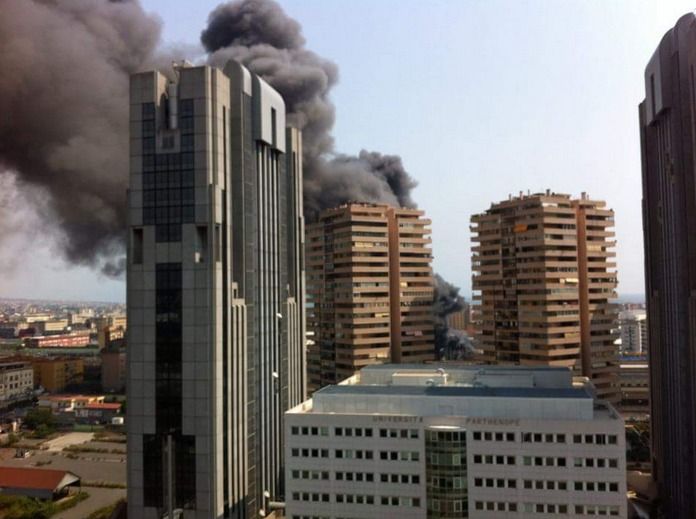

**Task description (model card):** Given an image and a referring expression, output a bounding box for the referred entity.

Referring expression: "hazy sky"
[2,0,692,302]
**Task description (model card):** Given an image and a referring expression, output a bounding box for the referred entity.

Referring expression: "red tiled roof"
[84,403,121,410]
[0,467,79,491]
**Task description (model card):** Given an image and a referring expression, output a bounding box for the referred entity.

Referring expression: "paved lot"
[0,432,126,517]
[0,450,126,484]
[43,432,94,452]
[54,487,125,519]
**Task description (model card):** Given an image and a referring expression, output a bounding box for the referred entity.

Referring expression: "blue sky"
[2,0,692,302]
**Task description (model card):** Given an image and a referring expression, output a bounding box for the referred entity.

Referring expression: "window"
[132,228,143,264]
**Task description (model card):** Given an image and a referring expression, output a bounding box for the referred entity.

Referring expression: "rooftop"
[292,364,620,423]
[84,403,121,410]
[0,467,80,491]
[317,384,588,400]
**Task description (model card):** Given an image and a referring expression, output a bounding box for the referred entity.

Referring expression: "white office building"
[618,310,647,354]
[285,364,627,518]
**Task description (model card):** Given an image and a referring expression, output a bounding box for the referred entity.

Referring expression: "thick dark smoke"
[433,275,475,360]
[433,274,466,319]
[0,0,161,277]
[2,0,458,348]
[202,0,418,218]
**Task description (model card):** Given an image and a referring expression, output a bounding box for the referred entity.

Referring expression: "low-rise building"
[38,395,105,414]
[286,364,627,518]
[33,319,69,335]
[0,467,81,500]
[618,356,649,419]
[75,402,122,424]
[24,332,91,349]
[0,361,33,404]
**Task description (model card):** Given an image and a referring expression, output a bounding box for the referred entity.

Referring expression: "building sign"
[372,416,423,423]
[464,417,520,427]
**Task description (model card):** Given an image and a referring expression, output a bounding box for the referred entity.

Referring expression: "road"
[54,487,125,519]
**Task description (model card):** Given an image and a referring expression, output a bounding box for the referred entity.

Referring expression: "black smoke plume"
[433,274,475,360]
[202,0,467,349]
[2,0,459,349]
[202,0,418,218]
[0,0,161,276]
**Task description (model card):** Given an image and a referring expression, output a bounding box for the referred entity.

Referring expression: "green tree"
[24,408,56,437]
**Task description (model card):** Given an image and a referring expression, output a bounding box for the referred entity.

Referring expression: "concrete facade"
[127,61,305,519]
[285,364,627,518]
[32,358,84,393]
[101,348,126,393]
[471,192,620,403]
[618,310,647,355]
[618,357,649,419]
[0,361,33,403]
[306,203,434,392]
[639,12,696,517]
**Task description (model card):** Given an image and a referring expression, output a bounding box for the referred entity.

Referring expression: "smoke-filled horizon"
[0,0,419,277]
[0,0,464,334]
[0,0,162,277]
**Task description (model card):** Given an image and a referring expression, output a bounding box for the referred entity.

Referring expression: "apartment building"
[285,364,627,518]
[306,203,434,392]
[0,361,33,403]
[33,358,84,393]
[471,191,619,402]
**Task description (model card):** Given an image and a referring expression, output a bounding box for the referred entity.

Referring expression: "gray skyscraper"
[126,60,306,519]
[640,12,696,518]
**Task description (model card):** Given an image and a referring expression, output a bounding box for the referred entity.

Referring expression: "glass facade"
[141,100,195,243]
[426,428,468,518]
[140,93,198,510]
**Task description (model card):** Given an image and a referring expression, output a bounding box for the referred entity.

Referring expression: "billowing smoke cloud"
[201,0,473,347]
[202,0,417,218]
[2,0,462,344]
[0,172,47,273]
[0,0,162,277]
[433,274,475,360]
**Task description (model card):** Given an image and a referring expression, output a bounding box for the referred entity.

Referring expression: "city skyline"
[2,1,693,303]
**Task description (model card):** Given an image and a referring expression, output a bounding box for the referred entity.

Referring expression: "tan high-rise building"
[306,203,435,392]
[471,191,619,402]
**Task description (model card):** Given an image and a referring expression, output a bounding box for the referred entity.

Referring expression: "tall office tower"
[640,13,696,517]
[471,191,619,403]
[127,60,306,519]
[306,203,434,392]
